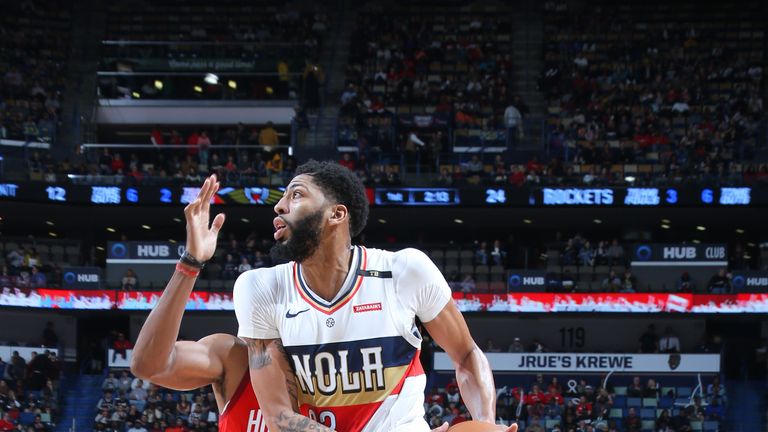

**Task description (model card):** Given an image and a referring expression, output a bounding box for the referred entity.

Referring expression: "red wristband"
[176,262,200,278]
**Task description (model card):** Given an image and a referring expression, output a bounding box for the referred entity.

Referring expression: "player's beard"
[270,208,325,264]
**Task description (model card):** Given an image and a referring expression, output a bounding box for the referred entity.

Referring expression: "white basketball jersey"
[234,246,452,432]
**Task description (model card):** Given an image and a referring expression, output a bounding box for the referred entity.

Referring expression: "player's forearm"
[455,345,496,423]
[270,410,335,432]
[131,270,196,378]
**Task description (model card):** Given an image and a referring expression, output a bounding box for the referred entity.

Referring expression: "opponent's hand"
[431,422,449,432]
[183,175,225,262]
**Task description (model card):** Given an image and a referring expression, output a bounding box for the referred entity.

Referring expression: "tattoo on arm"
[275,411,334,432]
[274,340,299,410]
[245,339,272,370]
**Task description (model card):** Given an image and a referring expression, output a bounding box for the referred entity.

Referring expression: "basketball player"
[131,174,455,432]
[233,161,517,431]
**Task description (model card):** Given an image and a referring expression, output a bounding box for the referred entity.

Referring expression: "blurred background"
[0,0,767,431]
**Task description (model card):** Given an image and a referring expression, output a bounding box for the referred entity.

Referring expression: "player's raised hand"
[183,175,225,262]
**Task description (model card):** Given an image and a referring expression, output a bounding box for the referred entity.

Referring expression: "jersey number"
[308,409,336,429]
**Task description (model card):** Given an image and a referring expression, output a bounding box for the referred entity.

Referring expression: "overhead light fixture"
[131,91,141,98]
[661,224,671,229]
[204,73,219,85]
[744,254,752,260]
[45,221,54,226]
[154,80,163,90]
[265,86,274,95]
[96,246,105,251]
[173,217,182,222]
[624,176,636,183]
[168,239,176,244]
[593,219,602,224]
[227,80,237,89]
[692,239,701,244]
[453,218,464,224]
[141,224,151,230]
[735,228,745,234]
[241,218,250,223]
[194,85,203,93]
[377,218,387,224]
[696,226,706,231]
[523,218,532,224]
[288,146,293,156]
[747,242,756,248]
[48,232,57,238]
[106,227,116,232]
[661,218,671,224]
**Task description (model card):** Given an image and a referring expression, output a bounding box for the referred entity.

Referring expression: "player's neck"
[300,239,353,302]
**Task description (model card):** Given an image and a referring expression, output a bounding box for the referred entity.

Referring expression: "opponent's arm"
[242,337,334,432]
[423,301,496,422]
[131,175,227,389]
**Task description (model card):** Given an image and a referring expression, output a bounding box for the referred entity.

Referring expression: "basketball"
[448,421,501,432]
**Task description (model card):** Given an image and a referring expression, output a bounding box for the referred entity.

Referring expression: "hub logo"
[111,243,127,258]
[62,268,101,288]
[635,245,652,261]
[663,247,696,260]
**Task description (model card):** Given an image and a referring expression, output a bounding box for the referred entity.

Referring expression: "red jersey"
[219,372,268,432]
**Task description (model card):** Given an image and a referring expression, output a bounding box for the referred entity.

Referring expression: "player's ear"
[329,204,348,226]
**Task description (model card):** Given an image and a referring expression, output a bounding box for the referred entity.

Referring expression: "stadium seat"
[703,421,719,432]
[18,412,35,425]
[640,408,655,419]
[613,395,627,407]
[40,413,51,423]
[545,419,560,430]
[627,397,642,408]
[614,386,627,395]
[661,386,676,398]
[659,397,674,408]
[609,408,623,419]
[690,420,703,431]
[642,398,658,407]
[677,387,693,397]
[641,420,655,431]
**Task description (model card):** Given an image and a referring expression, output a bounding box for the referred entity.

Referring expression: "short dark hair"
[294,160,369,237]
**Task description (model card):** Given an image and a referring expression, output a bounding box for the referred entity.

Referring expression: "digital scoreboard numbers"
[374,188,460,206]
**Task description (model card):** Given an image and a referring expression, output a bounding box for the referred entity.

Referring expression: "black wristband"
[180,250,206,269]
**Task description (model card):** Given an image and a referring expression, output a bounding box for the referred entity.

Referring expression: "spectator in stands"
[97,391,115,411]
[128,380,148,411]
[102,372,118,391]
[508,337,524,353]
[528,339,545,353]
[525,417,544,432]
[41,322,58,348]
[704,397,724,421]
[112,333,133,363]
[707,269,731,294]
[258,122,279,149]
[29,266,46,288]
[490,240,507,267]
[620,270,636,293]
[0,413,14,431]
[602,271,621,291]
[7,249,24,273]
[237,257,252,274]
[706,376,727,405]
[670,407,693,432]
[94,407,110,429]
[475,241,489,265]
[504,102,523,148]
[627,376,643,397]
[117,370,132,394]
[676,272,694,292]
[578,241,595,267]
[643,378,659,399]
[459,274,476,293]
[9,351,26,382]
[484,338,501,353]
[659,327,681,353]
[221,254,237,280]
[175,395,190,421]
[638,325,659,353]
[121,269,138,290]
[623,407,641,432]
[605,240,625,266]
